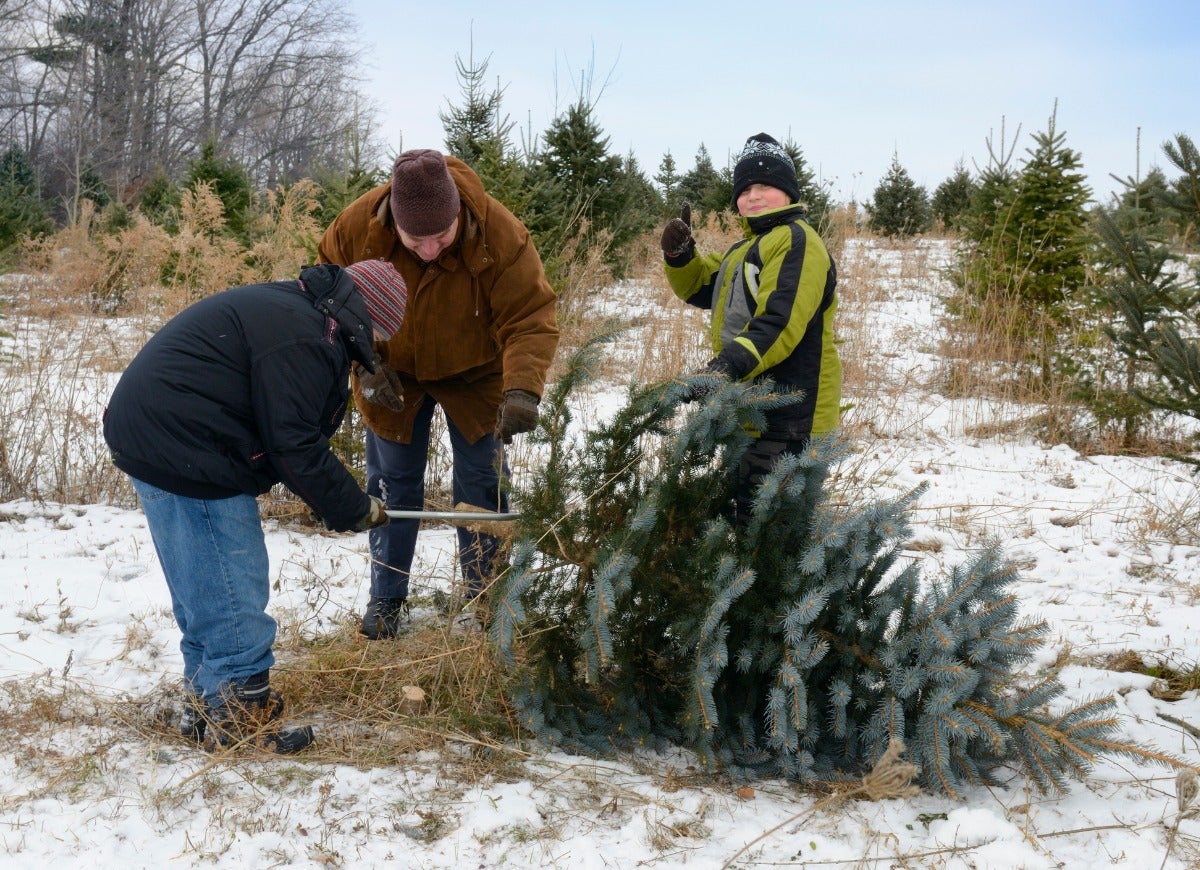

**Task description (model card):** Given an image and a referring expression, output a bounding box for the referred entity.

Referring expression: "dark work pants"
[736,436,810,527]
[365,396,508,601]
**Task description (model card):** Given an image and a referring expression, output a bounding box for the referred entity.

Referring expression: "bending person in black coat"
[103,260,407,753]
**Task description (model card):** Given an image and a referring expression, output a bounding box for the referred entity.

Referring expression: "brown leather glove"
[356,353,405,413]
[660,202,694,260]
[353,495,390,532]
[495,389,540,444]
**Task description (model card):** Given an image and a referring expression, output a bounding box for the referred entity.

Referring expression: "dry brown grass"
[274,623,520,767]
[16,181,319,320]
[71,616,524,780]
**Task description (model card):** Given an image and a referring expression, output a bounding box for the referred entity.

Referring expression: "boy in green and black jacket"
[661,131,842,523]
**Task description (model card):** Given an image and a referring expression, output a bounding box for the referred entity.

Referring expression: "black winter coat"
[103,264,375,532]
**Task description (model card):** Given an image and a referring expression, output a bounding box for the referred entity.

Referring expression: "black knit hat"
[730,133,801,208]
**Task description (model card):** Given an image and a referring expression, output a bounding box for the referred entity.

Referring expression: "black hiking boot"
[201,670,314,754]
[360,596,410,640]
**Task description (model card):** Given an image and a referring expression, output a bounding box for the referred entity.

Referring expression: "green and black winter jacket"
[665,202,841,440]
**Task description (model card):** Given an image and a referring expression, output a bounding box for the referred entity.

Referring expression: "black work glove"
[356,353,405,413]
[660,202,695,261]
[682,358,734,403]
[352,495,390,532]
[495,389,540,444]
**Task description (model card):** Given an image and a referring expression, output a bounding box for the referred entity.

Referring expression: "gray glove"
[357,353,405,413]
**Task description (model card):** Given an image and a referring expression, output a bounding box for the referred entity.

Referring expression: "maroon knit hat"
[345,260,408,337]
[390,149,461,237]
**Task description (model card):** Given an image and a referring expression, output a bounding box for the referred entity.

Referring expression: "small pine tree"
[1071,143,1176,449]
[539,98,623,223]
[607,151,662,268]
[77,163,112,210]
[947,120,1021,331]
[1098,134,1200,457]
[677,144,730,219]
[931,162,977,231]
[0,143,53,254]
[867,153,931,237]
[1159,133,1200,246]
[491,331,1182,794]
[960,118,1022,248]
[313,118,386,231]
[1006,110,1091,314]
[1007,108,1092,384]
[1105,166,1173,240]
[782,136,833,230]
[184,140,255,242]
[655,151,681,213]
[950,112,1092,390]
[134,169,182,230]
[440,43,509,170]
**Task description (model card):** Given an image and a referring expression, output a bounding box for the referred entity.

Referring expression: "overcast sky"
[345,1,1198,205]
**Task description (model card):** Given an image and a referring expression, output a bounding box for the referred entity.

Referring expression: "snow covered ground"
[3,238,1200,868]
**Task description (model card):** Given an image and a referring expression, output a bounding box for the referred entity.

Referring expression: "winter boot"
[360,596,410,639]
[179,693,207,742]
[201,670,314,754]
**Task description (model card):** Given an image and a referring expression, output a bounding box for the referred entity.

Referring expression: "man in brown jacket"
[319,149,559,638]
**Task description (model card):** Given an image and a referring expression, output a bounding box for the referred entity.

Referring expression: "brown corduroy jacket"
[318,158,559,444]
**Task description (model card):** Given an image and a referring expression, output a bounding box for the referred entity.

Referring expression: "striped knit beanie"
[345,260,408,337]
[731,132,801,207]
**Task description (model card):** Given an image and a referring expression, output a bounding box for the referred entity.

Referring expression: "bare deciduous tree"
[5,0,375,215]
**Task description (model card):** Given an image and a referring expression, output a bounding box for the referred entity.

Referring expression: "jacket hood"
[298,263,377,371]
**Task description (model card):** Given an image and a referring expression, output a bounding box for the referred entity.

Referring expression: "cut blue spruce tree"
[490,328,1185,795]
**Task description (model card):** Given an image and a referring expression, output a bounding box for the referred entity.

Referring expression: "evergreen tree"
[134,169,182,231]
[312,105,387,230]
[1159,133,1200,245]
[539,98,649,271]
[931,162,977,231]
[961,118,1022,248]
[440,45,509,169]
[867,153,931,237]
[949,112,1091,388]
[1007,108,1092,383]
[1097,134,1200,458]
[491,331,1179,793]
[1075,153,1181,448]
[435,41,557,243]
[0,143,53,254]
[312,154,385,233]
[655,151,681,214]
[609,151,662,262]
[184,140,255,241]
[948,122,1021,333]
[782,136,833,230]
[677,144,729,219]
[78,163,113,210]
[539,98,623,224]
[1006,110,1091,315]
[1105,166,1172,240]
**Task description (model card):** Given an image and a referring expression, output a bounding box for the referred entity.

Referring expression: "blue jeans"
[366,396,508,601]
[131,478,276,702]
